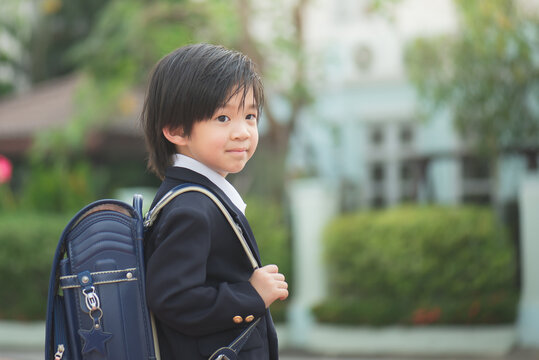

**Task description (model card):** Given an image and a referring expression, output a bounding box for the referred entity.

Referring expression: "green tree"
[0,0,34,96]
[30,0,110,82]
[405,0,539,170]
[0,0,110,96]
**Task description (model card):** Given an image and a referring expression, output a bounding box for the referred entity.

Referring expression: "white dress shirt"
[172,154,247,214]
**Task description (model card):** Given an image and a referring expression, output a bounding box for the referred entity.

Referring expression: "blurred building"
[0,73,157,196]
[0,75,145,161]
[284,0,535,213]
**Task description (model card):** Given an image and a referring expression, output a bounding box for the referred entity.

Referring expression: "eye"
[246,114,257,121]
[216,115,230,123]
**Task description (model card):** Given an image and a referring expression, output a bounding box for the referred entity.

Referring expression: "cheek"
[249,129,259,155]
[206,132,228,150]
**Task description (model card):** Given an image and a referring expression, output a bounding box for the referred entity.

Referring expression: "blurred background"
[1,0,539,358]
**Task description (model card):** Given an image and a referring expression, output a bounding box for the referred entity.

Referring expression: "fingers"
[250,264,289,306]
[262,264,279,273]
[277,280,288,289]
[267,268,286,288]
[278,288,289,301]
[266,265,287,291]
[274,272,288,301]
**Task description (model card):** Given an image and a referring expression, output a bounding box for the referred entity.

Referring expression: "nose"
[231,120,251,140]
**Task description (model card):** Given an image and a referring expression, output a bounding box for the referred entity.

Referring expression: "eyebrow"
[221,102,258,111]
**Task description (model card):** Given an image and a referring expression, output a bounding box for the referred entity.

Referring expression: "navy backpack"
[45,184,259,360]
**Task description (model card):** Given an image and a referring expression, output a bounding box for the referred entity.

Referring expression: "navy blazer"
[144,167,279,359]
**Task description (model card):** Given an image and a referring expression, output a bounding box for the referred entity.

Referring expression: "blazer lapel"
[164,167,262,266]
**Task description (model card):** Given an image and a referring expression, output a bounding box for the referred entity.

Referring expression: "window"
[462,156,490,179]
[462,194,491,204]
[461,156,492,205]
[400,162,413,181]
[370,163,385,182]
[370,127,384,146]
[400,125,414,145]
[371,196,385,208]
[400,161,417,202]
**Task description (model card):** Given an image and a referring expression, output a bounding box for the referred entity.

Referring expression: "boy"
[141,43,288,359]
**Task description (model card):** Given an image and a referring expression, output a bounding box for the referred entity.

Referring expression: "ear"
[162,126,188,146]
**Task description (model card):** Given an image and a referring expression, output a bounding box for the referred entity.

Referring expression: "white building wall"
[259,0,531,209]
[283,0,466,209]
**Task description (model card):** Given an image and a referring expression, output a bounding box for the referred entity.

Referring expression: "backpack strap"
[144,183,259,270]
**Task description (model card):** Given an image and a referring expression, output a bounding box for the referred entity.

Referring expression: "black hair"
[141,43,264,179]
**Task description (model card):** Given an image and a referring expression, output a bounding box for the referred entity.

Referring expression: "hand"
[249,264,289,308]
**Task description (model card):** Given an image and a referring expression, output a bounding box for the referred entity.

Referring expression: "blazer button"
[245,315,254,323]
[233,316,243,324]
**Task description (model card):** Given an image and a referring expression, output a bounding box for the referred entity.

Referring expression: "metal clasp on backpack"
[81,286,105,329]
[82,286,101,312]
[82,286,100,312]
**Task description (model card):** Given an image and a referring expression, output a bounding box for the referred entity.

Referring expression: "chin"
[228,166,246,174]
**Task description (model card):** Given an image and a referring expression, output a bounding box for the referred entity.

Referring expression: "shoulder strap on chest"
[144,183,259,270]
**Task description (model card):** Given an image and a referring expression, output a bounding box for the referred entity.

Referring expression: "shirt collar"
[172,154,247,214]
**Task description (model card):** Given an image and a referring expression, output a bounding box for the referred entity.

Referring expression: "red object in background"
[0,155,13,184]
[412,306,442,325]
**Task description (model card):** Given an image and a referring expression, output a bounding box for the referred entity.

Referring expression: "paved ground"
[2,320,538,360]
[2,348,539,360]
[281,348,539,359]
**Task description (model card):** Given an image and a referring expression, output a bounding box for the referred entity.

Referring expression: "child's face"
[174,88,259,177]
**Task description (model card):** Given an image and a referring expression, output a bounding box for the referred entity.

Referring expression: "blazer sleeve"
[145,195,266,336]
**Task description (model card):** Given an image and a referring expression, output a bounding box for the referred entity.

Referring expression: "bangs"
[194,49,264,122]
[220,79,264,115]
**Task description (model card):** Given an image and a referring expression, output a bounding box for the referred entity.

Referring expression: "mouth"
[226,148,248,153]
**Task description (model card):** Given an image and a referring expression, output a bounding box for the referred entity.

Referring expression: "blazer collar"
[165,167,226,199]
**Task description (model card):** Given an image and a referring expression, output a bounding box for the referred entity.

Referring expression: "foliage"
[246,196,291,278]
[0,211,70,320]
[30,74,138,161]
[404,0,539,155]
[314,292,517,326]
[0,0,33,96]
[0,154,108,214]
[70,0,206,83]
[245,196,291,322]
[18,159,107,214]
[0,0,109,95]
[314,205,518,325]
[68,0,242,96]
[29,0,110,82]
[0,186,16,211]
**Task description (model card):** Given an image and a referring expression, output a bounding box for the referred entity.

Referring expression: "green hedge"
[0,212,69,320]
[245,197,291,322]
[314,205,518,325]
